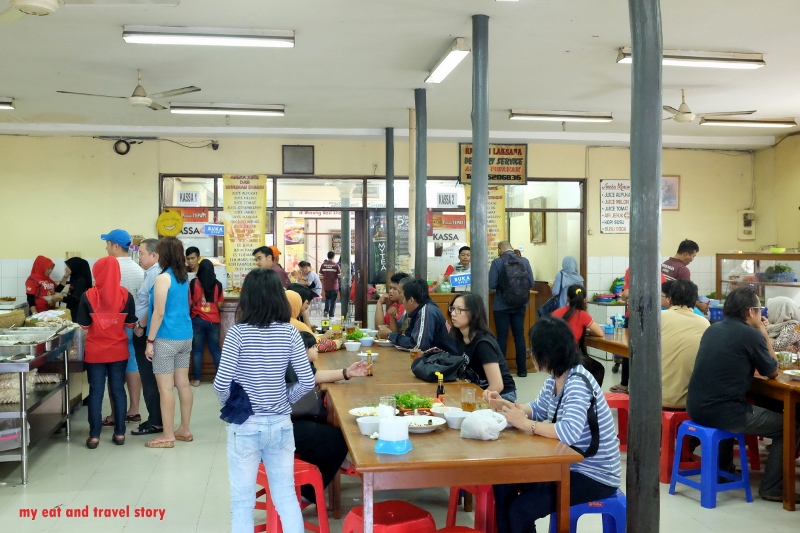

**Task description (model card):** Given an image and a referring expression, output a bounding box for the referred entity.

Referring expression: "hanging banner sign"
[284,218,306,272]
[221,174,268,278]
[437,192,458,208]
[430,213,468,242]
[599,179,631,234]
[459,143,528,185]
[465,185,507,267]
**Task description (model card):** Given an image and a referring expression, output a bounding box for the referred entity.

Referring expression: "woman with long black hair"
[189,259,224,387]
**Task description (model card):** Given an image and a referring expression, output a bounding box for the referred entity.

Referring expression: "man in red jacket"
[318,251,341,319]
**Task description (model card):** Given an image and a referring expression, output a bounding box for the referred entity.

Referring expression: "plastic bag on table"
[460,409,507,441]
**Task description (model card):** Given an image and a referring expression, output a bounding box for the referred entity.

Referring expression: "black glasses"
[448,306,468,315]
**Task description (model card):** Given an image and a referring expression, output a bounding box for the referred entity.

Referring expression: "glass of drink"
[409,348,423,362]
[778,351,792,370]
[378,396,396,418]
[345,324,356,335]
[354,321,362,330]
[461,387,477,412]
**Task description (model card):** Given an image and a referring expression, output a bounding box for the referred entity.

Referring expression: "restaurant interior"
[1,1,800,532]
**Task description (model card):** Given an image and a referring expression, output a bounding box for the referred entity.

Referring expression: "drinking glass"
[461,388,477,412]
[778,351,793,370]
[378,396,396,418]
[409,348,423,362]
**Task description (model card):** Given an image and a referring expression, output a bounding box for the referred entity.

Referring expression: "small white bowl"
[444,409,468,429]
[356,416,381,436]
[360,337,375,347]
[358,351,378,360]
[361,329,378,337]
[344,341,361,352]
[430,405,458,419]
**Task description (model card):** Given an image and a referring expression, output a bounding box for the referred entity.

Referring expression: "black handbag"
[411,351,466,382]
[290,386,327,423]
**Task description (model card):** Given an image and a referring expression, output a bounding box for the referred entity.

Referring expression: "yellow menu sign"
[465,184,507,267]
[221,174,267,287]
[459,143,527,185]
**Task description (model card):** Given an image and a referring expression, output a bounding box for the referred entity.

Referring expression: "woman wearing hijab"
[189,259,224,387]
[552,256,584,308]
[286,290,314,334]
[25,255,61,313]
[75,257,137,449]
[766,296,800,352]
[56,257,93,319]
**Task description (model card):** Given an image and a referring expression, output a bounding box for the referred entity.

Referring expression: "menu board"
[221,174,268,286]
[600,179,631,234]
[465,185,507,267]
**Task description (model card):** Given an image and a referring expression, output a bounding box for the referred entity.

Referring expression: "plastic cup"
[461,388,476,412]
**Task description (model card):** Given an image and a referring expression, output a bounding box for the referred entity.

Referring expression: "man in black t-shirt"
[687,287,798,502]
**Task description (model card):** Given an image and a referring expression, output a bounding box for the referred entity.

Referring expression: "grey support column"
[386,127,396,281]
[414,88,428,279]
[626,1,663,532]
[470,14,490,312]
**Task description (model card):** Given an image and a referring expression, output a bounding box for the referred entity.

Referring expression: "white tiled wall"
[586,255,715,299]
[0,258,99,299]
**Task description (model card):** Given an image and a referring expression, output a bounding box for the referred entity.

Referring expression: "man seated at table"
[378,278,457,354]
[687,287,799,502]
[661,280,709,409]
[374,272,409,334]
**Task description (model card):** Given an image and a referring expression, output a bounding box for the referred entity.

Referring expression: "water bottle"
[614,316,624,341]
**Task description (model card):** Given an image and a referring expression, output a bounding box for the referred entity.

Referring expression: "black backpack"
[498,253,532,307]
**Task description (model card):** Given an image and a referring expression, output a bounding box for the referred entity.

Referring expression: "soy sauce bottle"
[435,371,445,402]
[366,350,373,377]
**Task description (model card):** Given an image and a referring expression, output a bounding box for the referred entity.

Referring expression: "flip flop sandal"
[145,439,174,448]
[102,417,115,427]
[86,438,99,449]
[174,435,194,442]
[112,435,125,445]
[126,414,142,423]
[609,384,629,393]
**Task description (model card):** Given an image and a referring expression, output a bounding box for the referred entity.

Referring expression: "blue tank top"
[149,268,192,341]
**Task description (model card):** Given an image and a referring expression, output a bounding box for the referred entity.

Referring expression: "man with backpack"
[489,241,535,377]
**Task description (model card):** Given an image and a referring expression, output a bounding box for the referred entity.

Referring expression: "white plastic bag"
[460,410,507,441]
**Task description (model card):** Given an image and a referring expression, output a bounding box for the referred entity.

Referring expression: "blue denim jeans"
[191,316,221,381]
[227,414,303,533]
[494,308,528,374]
[86,360,128,438]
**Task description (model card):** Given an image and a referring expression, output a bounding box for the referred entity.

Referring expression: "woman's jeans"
[227,414,303,533]
[191,316,221,381]
[86,360,128,438]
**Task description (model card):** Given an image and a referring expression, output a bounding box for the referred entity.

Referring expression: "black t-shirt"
[457,331,516,396]
[686,317,778,429]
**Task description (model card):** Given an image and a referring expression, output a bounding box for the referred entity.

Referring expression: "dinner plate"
[349,406,399,417]
[406,415,446,434]
[374,340,393,347]
[783,369,800,381]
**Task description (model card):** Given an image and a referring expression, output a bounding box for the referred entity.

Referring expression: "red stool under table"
[660,410,698,484]
[604,392,629,452]
[342,500,437,533]
[446,485,495,533]
[254,459,330,533]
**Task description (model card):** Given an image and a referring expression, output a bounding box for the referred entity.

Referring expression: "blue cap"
[100,229,131,248]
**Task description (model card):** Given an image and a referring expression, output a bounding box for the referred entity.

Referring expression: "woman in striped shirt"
[214,269,315,533]
[486,316,621,533]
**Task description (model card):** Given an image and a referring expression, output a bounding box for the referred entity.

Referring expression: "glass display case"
[715,253,800,303]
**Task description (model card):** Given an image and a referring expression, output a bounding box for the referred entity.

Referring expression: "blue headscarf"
[554,256,584,308]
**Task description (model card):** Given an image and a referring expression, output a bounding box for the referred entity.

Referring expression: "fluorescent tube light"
[169,103,285,116]
[123,26,294,48]
[425,37,470,83]
[699,117,796,128]
[617,47,765,69]
[509,109,613,123]
[0,98,14,110]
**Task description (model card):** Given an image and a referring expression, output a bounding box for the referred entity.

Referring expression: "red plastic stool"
[446,486,495,533]
[604,392,629,451]
[342,500,437,533]
[659,410,699,484]
[254,459,330,533]
[437,528,484,532]
[734,435,761,471]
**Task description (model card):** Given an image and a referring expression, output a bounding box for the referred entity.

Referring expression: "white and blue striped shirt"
[214,322,315,416]
[529,365,621,487]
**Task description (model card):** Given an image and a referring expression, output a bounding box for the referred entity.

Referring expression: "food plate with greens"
[393,391,434,411]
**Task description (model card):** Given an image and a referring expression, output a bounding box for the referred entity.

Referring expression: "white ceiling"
[1,0,799,149]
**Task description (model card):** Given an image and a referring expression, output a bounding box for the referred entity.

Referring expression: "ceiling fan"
[56,70,200,111]
[663,89,755,124]
[0,1,179,24]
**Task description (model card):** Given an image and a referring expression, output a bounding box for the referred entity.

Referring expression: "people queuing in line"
[76,256,137,449]
[189,258,224,387]
[449,292,516,402]
[213,268,314,533]
[374,272,409,333]
[143,236,194,448]
[185,246,201,275]
[56,257,93,319]
[488,316,621,532]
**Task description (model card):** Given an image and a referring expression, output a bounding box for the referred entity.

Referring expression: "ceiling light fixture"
[425,37,470,83]
[617,47,765,69]
[0,98,14,110]
[122,26,295,48]
[169,103,285,116]
[699,117,796,128]
[509,109,613,123]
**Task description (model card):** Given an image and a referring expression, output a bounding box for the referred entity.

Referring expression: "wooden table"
[315,345,421,388]
[748,373,800,511]
[585,332,629,358]
[326,382,583,533]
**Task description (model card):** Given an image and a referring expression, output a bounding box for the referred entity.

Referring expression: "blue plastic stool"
[668,420,753,509]
[547,489,626,533]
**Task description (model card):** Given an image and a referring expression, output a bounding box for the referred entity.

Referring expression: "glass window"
[365,179,464,210]
[507,211,581,282]
[162,177,215,207]
[276,178,363,208]
[506,181,583,210]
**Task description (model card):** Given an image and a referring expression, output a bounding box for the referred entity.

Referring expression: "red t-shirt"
[189,281,222,323]
[552,306,594,343]
[384,302,405,326]
[319,260,341,291]
[25,277,56,313]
